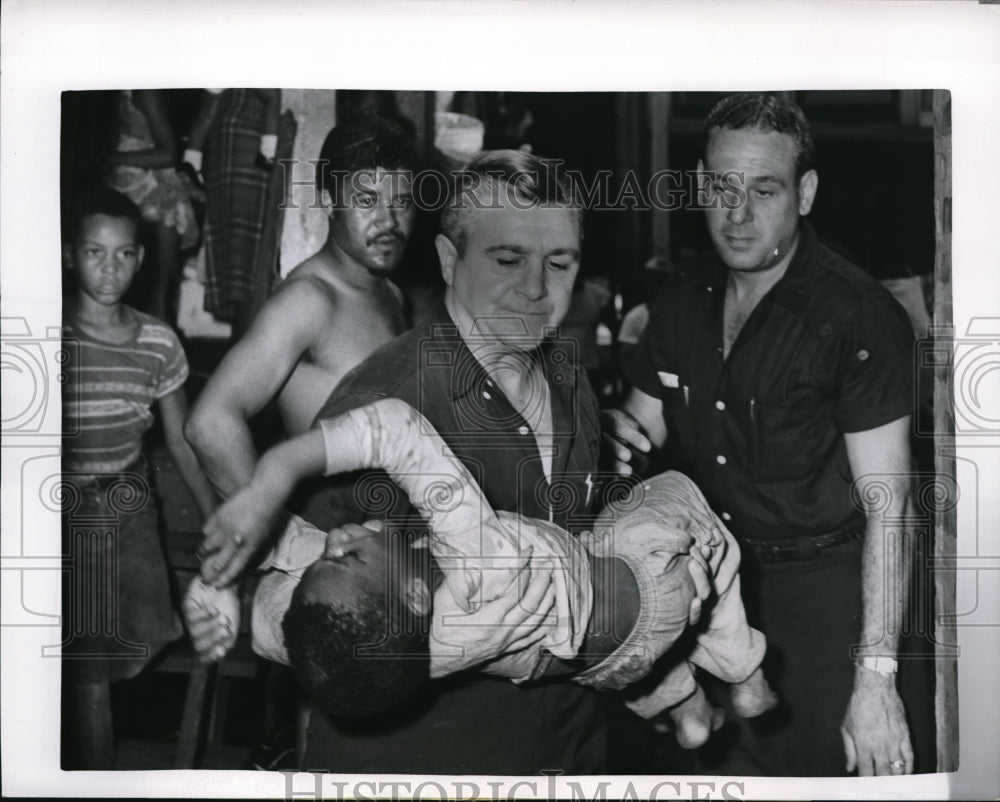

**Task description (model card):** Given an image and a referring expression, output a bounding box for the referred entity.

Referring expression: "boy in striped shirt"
[61,188,216,768]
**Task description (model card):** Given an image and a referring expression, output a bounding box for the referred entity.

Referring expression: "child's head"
[281,524,433,719]
[64,188,144,308]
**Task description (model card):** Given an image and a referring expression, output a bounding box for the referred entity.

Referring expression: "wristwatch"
[856,656,898,675]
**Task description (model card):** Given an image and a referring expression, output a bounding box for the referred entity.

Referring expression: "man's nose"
[727,194,753,225]
[375,198,402,229]
[517,263,548,301]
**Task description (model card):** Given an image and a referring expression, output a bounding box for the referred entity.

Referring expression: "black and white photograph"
[2,2,999,800]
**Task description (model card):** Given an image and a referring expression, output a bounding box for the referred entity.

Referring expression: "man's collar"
[424,300,579,401]
[687,220,820,311]
[765,220,819,312]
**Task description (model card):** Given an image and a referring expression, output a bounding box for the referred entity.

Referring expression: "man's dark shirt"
[296,301,606,775]
[627,222,914,542]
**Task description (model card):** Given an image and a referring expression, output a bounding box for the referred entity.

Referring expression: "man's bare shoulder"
[267,258,345,313]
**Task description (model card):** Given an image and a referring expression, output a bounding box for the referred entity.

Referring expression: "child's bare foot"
[668,686,725,749]
[730,667,778,718]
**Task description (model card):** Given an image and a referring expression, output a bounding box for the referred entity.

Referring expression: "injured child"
[184,398,776,747]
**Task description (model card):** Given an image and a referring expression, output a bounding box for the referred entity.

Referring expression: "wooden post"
[649,93,671,261]
[932,88,958,773]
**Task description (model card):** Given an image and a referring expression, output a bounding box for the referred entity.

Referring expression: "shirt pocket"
[748,389,820,483]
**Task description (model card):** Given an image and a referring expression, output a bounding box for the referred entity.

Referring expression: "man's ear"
[435,233,457,287]
[136,244,145,271]
[798,169,819,216]
[62,243,74,273]
[320,188,337,218]
[403,577,433,617]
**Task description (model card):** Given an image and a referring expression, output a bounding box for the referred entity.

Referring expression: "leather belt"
[740,523,865,563]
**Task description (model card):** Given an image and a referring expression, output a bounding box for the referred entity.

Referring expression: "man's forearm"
[857,483,912,664]
[185,411,259,499]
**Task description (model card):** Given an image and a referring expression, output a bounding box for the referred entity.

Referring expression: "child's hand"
[199,483,283,588]
[182,577,240,663]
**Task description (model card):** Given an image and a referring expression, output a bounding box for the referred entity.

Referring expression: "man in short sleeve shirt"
[609,94,917,777]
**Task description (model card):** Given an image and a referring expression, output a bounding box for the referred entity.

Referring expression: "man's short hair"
[316,116,419,194]
[439,149,584,257]
[64,187,143,244]
[703,93,816,178]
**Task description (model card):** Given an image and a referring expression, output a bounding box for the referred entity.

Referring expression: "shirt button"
[715,400,725,411]
[518,425,530,436]
[716,454,727,465]
[721,511,732,522]
[482,391,492,400]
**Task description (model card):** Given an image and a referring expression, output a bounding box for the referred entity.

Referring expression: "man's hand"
[602,409,652,477]
[430,562,557,678]
[840,669,914,776]
[182,577,240,663]
[323,520,385,558]
[686,545,713,625]
[199,482,285,588]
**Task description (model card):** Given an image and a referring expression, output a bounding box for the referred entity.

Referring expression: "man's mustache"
[368,231,405,246]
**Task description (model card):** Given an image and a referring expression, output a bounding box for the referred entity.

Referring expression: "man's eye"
[753,190,774,199]
[497,257,523,268]
[355,195,377,208]
[548,261,573,272]
[120,249,137,259]
[392,196,413,209]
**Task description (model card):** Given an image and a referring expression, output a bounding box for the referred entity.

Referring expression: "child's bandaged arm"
[319,399,530,610]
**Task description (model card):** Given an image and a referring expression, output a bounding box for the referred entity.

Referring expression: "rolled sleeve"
[834,294,915,434]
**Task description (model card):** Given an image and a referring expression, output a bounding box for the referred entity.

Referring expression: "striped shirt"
[62,311,188,478]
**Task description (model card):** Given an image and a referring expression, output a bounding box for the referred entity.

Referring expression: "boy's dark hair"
[703,93,816,179]
[316,115,419,195]
[64,187,144,244]
[282,587,431,720]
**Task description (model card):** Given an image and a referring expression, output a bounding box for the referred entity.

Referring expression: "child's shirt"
[62,310,188,479]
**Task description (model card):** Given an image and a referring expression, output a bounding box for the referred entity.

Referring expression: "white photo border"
[2,1,998,799]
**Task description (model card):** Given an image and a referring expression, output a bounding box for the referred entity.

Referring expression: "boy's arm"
[184,281,328,499]
[319,399,527,608]
[185,90,223,157]
[200,427,328,588]
[159,387,218,518]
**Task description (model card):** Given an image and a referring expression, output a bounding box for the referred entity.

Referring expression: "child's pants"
[573,472,765,718]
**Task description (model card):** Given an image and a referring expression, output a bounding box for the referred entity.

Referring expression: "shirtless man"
[184,115,417,555]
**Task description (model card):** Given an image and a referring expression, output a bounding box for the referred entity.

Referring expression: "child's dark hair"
[282,585,431,720]
[316,116,419,195]
[64,187,144,244]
